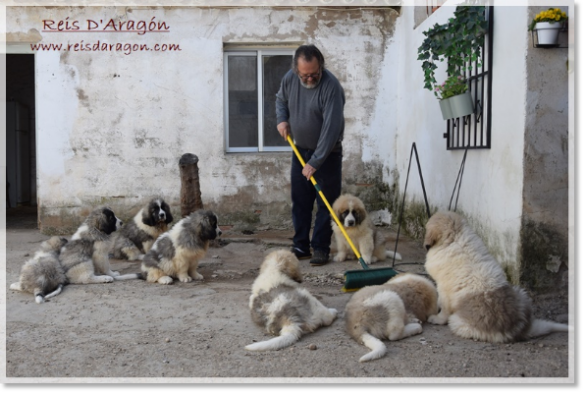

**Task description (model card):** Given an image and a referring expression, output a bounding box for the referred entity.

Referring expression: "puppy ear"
[163,203,174,224]
[281,254,303,283]
[423,225,438,251]
[142,210,155,226]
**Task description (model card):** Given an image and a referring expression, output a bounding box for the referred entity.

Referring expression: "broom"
[286,136,398,292]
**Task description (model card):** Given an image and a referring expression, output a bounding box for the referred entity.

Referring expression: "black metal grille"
[445,6,493,150]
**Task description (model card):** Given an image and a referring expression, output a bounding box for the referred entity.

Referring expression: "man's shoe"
[291,247,312,260]
[310,250,329,266]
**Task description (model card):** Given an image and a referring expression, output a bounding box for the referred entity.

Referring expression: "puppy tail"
[529,319,569,338]
[245,325,301,352]
[113,273,144,281]
[385,250,402,261]
[42,284,64,302]
[359,332,387,362]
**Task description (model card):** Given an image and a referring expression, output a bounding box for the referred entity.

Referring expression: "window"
[444,6,493,150]
[224,48,294,152]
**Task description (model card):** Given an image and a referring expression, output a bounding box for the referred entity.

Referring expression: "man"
[275,44,345,266]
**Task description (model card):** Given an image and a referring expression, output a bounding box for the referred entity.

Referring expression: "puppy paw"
[428,314,447,325]
[192,272,204,281]
[334,253,347,262]
[102,276,114,283]
[328,308,338,318]
[179,275,193,283]
[158,276,174,285]
[108,270,120,277]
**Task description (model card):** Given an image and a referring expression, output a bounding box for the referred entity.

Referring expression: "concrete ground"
[3,206,572,382]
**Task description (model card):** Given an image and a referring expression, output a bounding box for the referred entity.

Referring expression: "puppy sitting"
[111,197,174,261]
[345,273,438,362]
[139,209,221,284]
[331,194,401,265]
[60,206,136,284]
[10,236,69,304]
[424,211,568,343]
[245,249,338,352]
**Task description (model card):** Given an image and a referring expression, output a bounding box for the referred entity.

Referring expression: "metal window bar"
[444,6,493,150]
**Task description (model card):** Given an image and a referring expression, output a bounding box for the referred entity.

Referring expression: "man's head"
[293,44,325,89]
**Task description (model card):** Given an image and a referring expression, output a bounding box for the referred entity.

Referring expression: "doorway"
[6,54,37,227]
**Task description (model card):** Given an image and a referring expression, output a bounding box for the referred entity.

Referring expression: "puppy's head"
[41,236,68,253]
[189,209,222,240]
[143,197,174,226]
[332,194,367,228]
[89,206,122,235]
[260,249,303,283]
[423,211,464,251]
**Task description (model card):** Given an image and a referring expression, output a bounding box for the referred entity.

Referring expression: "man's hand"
[302,164,317,181]
[277,122,290,140]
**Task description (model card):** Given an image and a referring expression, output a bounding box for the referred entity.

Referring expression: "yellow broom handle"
[286,135,363,261]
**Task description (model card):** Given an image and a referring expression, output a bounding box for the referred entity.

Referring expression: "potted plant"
[528,8,568,46]
[436,74,474,121]
[417,6,487,119]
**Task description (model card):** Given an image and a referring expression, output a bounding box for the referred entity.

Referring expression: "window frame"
[223,48,294,153]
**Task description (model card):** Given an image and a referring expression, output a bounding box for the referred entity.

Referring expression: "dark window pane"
[228,56,258,148]
[263,55,291,147]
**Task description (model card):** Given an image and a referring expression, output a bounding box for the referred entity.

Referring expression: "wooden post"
[179,153,203,217]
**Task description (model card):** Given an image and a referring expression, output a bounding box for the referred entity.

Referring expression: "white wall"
[7,6,398,229]
[379,5,529,276]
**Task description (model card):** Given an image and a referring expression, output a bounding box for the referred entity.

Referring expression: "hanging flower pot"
[528,8,568,47]
[439,91,475,121]
[534,21,562,45]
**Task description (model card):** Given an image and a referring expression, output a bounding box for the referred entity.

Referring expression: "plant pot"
[535,21,562,45]
[439,91,474,120]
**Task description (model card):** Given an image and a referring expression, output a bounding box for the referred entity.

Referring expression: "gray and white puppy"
[110,197,174,261]
[10,236,69,304]
[345,273,438,362]
[59,206,137,284]
[138,209,222,284]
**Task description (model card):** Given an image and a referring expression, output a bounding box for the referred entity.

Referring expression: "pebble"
[165,338,170,343]
[308,344,317,350]
[539,343,544,348]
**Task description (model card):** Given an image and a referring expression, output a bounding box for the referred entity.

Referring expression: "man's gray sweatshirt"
[275,68,345,170]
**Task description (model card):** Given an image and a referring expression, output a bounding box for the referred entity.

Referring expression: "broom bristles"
[342,268,398,292]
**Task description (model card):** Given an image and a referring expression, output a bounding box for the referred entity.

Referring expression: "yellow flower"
[555,15,560,21]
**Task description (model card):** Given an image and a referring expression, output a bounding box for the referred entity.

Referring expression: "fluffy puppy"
[424,211,568,343]
[345,273,438,362]
[59,206,136,284]
[245,249,338,352]
[10,236,69,304]
[111,197,174,261]
[139,209,221,284]
[331,194,401,265]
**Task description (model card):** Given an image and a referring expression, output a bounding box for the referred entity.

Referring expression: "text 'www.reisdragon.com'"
[31,41,182,56]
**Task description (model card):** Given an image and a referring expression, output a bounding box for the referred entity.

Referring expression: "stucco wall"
[6,6,398,232]
[380,5,528,280]
[520,6,569,292]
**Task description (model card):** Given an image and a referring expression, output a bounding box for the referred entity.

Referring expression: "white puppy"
[424,211,568,343]
[246,249,338,351]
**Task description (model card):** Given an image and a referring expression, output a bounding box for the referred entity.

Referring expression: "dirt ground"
[3,206,573,382]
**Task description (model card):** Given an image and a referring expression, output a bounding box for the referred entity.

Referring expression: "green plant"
[417,6,487,98]
[435,74,467,100]
[528,8,568,31]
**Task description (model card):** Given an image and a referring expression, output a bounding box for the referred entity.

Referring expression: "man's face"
[296,57,321,89]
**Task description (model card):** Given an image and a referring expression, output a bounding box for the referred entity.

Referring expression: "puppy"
[10,236,69,304]
[331,194,401,265]
[111,197,174,261]
[59,206,136,284]
[245,249,338,351]
[139,209,221,284]
[345,273,438,362]
[424,211,568,343]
